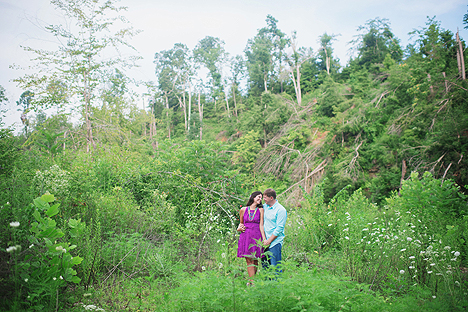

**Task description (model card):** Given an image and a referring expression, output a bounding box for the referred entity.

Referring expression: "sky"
[1,0,467,129]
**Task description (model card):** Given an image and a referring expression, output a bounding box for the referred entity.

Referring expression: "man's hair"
[263,188,276,199]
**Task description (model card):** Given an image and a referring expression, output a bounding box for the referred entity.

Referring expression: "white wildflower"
[53,277,57,281]
[10,221,20,227]
[454,251,460,257]
[444,246,451,250]
[362,228,368,231]
[345,236,349,240]
[430,263,435,266]
[24,278,28,282]
[6,246,16,253]
[407,237,412,242]
[409,256,415,259]
[400,248,406,252]
[432,296,436,299]
[428,271,433,274]
[221,253,226,258]
[399,270,405,274]
[218,263,223,269]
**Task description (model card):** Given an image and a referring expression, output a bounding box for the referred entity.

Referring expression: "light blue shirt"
[263,200,287,248]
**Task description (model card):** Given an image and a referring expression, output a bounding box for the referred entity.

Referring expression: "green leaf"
[51,256,60,266]
[41,193,55,203]
[46,203,60,217]
[71,276,81,283]
[32,210,43,223]
[33,197,49,210]
[71,256,83,265]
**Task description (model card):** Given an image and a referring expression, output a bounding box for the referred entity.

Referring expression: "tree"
[228,55,245,122]
[13,0,141,152]
[244,15,288,95]
[317,33,341,75]
[16,91,34,136]
[154,43,193,138]
[193,36,228,114]
[285,32,314,107]
[350,18,402,71]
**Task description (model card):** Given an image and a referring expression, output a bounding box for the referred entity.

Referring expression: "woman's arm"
[237,207,246,232]
[259,208,266,241]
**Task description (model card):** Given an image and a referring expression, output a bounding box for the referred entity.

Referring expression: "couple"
[236,188,287,282]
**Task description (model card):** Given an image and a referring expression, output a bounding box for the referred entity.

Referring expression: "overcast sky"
[1,0,467,129]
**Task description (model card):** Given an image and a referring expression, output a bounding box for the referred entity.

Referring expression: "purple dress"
[237,207,263,258]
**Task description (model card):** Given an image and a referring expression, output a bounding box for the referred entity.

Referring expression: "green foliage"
[3,9,468,312]
[232,130,261,172]
[0,128,20,176]
[11,193,85,311]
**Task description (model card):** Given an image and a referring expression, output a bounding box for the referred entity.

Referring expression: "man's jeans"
[262,243,282,273]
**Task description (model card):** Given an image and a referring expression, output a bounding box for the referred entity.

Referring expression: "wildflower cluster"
[33,164,70,196]
[337,205,463,295]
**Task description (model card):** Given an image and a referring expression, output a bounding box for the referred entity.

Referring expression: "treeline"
[2,0,467,205]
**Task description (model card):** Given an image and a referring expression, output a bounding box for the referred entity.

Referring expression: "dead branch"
[346,141,363,180]
[278,159,327,198]
[441,163,452,186]
[373,91,390,108]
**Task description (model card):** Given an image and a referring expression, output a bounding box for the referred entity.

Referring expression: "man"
[261,188,287,271]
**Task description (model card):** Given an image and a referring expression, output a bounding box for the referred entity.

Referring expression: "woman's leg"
[245,258,256,278]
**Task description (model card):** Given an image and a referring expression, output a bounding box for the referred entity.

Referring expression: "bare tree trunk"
[63,131,67,153]
[84,102,95,152]
[150,105,154,141]
[456,29,466,80]
[182,92,187,131]
[427,73,434,95]
[188,81,192,132]
[232,82,238,123]
[198,91,203,140]
[442,72,448,93]
[323,48,330,75]
[83,68,95,153]
[165,94,171,139]
[223,83,231,118]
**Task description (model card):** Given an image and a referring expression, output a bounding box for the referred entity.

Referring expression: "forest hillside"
[1,1,468,311]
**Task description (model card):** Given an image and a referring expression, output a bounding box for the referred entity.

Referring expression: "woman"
[237,191,266,284]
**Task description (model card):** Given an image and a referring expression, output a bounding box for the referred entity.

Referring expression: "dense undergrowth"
[1,142,467,311]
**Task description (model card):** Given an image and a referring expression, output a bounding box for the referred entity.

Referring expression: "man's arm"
[263,234,277,246]
[272,207,287,237]
[264,207,287,246]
